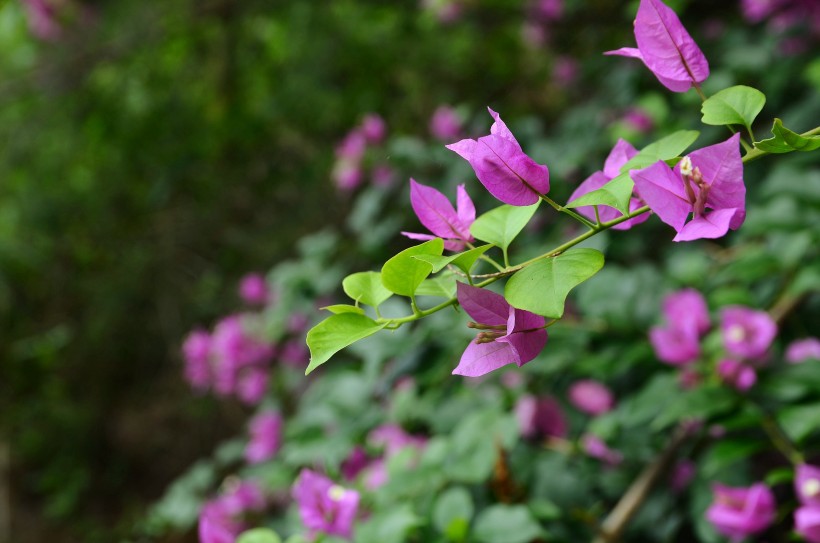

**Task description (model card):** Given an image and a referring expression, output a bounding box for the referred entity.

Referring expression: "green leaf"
[342,271,393,308]
[651,385,736,430]
[778,404,820,443]
[565,174,634,216]
[433,487,474,541]
[354,506,421,543]
[504,248,605,318]
[701,85,766,132]
[754,118,820,153]
[416,273,457,298]
[413,244,493,274]
[237,528,282,543]
[305,314,388,374]
[473,505,543,543]
[620,130,700,171]
[470,203,539,251]
[381,239,444,297]
[321,304,365,315]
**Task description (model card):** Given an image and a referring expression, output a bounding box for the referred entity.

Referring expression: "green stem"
[760,412,804,466]
[540,194,597,229]
[692,82,707,103]
[375,205,650,327]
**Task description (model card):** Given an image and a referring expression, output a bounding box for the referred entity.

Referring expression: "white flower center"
[680,156,693,177]
[803,478,820,498]
[328,485,347,501]
[726,324,746,342]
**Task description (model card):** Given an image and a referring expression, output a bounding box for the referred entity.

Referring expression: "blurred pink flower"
[581,434,622,466]
[552,56,579,88]
[622,108,654,133]
[720,306,777,359]
[238,273,270,305]
[292,470,360,539]
[795,506,820,543]
[235,367,269,405]
[429,105,462,141]
[371,163,395,187]
[361,114,387,145]
[182,330,212,391]
[515,394,567,439]
[786,337,820,363]
[796,464,820,506]
[716,359,757,391]
[245,410,282,464]
[670,460,696,492]
[705,483,775,539]
[567,380,615,416]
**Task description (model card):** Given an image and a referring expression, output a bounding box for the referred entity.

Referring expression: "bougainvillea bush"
[142,1,820,542]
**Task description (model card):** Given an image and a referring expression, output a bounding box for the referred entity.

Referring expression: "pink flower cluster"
[332,114,394,191]
[244,410,282,464]
[740,0,819,53]
[649,289,777,392]
[199,481,267,543]
[181,315,275,405]
[292,470,360,539]
[706,482,775,539]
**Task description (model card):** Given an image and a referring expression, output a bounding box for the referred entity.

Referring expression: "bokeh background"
[1,0,817,541]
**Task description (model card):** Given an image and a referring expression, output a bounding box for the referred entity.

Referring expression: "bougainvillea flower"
[429,105,462,141]
[292,469,359,539]
[447,108,550,206]
[568,139,650,230]
[401,179,475,251]
[786,337,820,363]
[235,367,269,405]
[717,359,757,391]
[796,506,820,543]
[705,483,775,539]
[368,424,427,457]
[199,481,266,543]
[670,460,697,493]
[631,134,745,242]
[581,434,623,466]
[360,113,387,144]
[662,288,711,334]
[649,323,701,365]
[604,0,709,92]
[245,410,282,464]
[568,380,615,416]
[796,464,820,506]
[720,305,777,359]
[238,273,270,305]
[515,395,567,439]
[182,329,212,391]
[454,282,547,377]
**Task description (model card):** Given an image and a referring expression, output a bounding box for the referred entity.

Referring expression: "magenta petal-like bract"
[568,139,648,231]
[796,506,820,543]
[293,470,359,539]
[454,283,547,377]
[401,179,474,251]
[447,108,549,206]
[705,483,776,539]
[631,134,745,242]
[631,161,691,231]
[605,0,709,92]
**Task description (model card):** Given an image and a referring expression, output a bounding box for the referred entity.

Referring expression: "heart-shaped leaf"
[701,85,766,133]
[470,203,539,251]
[412,244,493,275]
[621,130,700,171]
[381,239,444,297]
[504,248,605,318]
[306,314,388,374]
[343,271,393,308]
[755,118,820,154]
[566,174,634,216]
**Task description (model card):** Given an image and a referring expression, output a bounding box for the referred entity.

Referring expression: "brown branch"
[591,425,689,543]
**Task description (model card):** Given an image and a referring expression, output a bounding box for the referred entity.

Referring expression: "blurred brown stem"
[591,426,689,543]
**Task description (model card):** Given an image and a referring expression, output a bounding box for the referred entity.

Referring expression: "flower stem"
[759,410,804,466]
[540,194,597,229]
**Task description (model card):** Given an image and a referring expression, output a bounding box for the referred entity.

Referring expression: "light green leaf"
[754,118,820,154]
[701,85,766,132]
[412,244,493,275]
[470,203,539,251]
[621,130,700,171]
[237,528,282,543]
[650,385,735,430]
[565,174,634,216]
[342,271,393,308]
[416,274,457,298]
[473,505,543,543]
[321,304,365,315]
[433,487,474,541]
[306,314,388,374]
[381,239,444,297]
[504,248,605,318]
